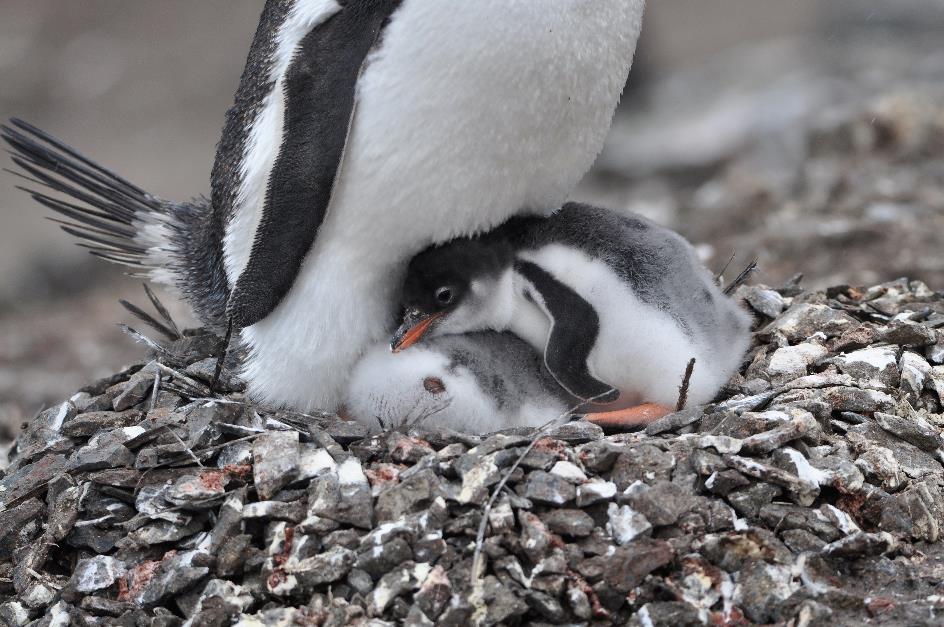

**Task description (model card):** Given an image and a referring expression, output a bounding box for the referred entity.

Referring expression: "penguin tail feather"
[1,117,182,277]
[2,118,230,327]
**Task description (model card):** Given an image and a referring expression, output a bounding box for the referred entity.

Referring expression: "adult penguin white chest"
[220,0,647,411]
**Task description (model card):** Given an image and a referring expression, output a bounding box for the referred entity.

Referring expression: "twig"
[133,432,265,495]
[676,358,697,412]
[148,371,161,414]
[162,425,204,468]
[470,394,594,588]
[153,363,211,397]
[715,251,737,285]
[118,324,174,358]
[723,259,759,295]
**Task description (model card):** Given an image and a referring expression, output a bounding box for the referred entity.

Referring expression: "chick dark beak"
[391,310,444,352]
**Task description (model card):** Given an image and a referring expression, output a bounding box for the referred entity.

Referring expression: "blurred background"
[1,1,943,435]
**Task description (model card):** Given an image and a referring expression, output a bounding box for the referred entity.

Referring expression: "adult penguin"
[3,0,647,412]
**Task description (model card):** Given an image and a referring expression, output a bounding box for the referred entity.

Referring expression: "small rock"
[610,444,675,488]
[735,561,797,623]
[835,346,901,388]
[607,503,652,545]
[899,351,931,404]
[621,481,695,527]
[768,343,829,383]
[540,509,595,538]
[70,556,127,594]
[0,499,44,560]
[522,471,576,506]
[549,460,587,483]
[603,539,673,593]
[375,469,442,522]
[743,286,788,318]
[821,531,897,557]
[549,420,605,443]
[252,431,299,500]
[874,411,943,452]
[576,478,617,507]
[112,370,155,411]
[762,304,858,342]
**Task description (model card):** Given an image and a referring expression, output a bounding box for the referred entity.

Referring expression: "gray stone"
[761,304,858,342]
[735,561,797,623]
[414,565,451,620]
[768,343,829,383]
[602,539,674,593]
[835,346,901,388]
[855,445,907,492]
[607,503,652,545]
[241,500,306,522]
[576,478,617,507]
[874,410,943,452]
[821,531,897,557]
[286,546,356,589]
[112,371,155,411]
[875,481,944,541]
[742,286,788,318]
[252,430,299,500]
[71,428,136,471]
[0,499,44,560]
[621,481,696,526]
[132,551,210,607]
[70,556,127,594]
[610,444,675,489]
[549,420,605,443]
[522,471,576,506]
[376,469,442,522]
[540,509,595,538]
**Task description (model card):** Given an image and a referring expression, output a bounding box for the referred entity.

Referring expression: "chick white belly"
[239,0,643,411]
[516,246,722,409]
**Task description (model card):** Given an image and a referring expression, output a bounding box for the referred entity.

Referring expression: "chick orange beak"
[391,311,444,352]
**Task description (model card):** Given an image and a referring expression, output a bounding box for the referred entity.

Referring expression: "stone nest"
[1,277,944,626]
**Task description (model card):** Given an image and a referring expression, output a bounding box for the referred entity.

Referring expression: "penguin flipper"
[228,2,404,328]
[515,261,620,404]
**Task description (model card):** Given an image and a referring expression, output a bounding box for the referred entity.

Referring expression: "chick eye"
[435,287,454,305]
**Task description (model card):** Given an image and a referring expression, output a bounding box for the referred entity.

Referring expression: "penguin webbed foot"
[581,403,674,432]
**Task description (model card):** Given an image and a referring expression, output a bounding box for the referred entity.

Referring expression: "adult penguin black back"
[4,0,647,413]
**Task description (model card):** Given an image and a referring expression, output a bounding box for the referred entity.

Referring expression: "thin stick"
[133,432,265,494]
[162,425,204,468]
[118,324,173,358]
[676,358,697,412]
[148,371,161,414]
[470,395,593,587]
[153,363,211,396]
[723,259,759,295]
[715,251,737,285]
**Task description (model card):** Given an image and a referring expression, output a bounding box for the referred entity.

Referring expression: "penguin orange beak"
[391,311,445,352]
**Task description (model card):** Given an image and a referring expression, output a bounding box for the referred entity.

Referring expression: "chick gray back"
[501,203,752,355]
[428,332,574,414]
